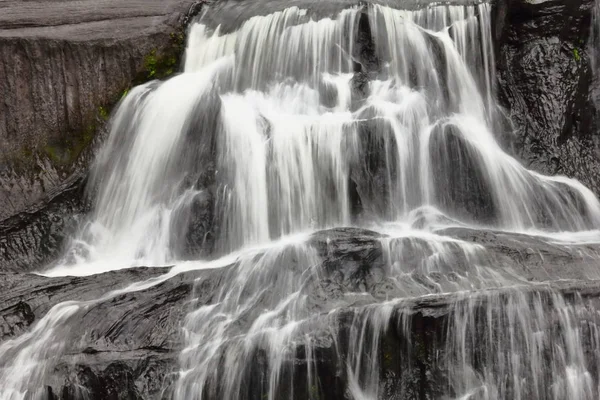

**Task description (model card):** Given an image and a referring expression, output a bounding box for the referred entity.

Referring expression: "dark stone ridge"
[2,227,600,398]
[493,0,600,193]
[0,0,203,272]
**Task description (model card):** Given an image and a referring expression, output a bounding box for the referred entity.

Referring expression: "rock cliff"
[494,0,600,191]
[0,0,201,271]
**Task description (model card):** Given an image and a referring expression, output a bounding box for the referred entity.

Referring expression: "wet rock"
[348,115,398,220]
[2,228,600,398]
[493,0,600,193]
[0,178,89,273]
[0,0,204,272]
[0,266,207,398]
[429,124,498,224]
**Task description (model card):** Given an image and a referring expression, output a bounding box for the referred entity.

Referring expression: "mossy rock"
[44,123,96,167]
[6,27,186,175]
[134,29,186,84]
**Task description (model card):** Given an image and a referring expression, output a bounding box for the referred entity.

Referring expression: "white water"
[3,2,600,400]
[48,58,234,275]
[46,3,600,272]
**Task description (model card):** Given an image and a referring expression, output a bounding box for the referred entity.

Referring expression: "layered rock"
[0,0,202,271]
[2,228,600,398]
[2,0,600,397]
[494,0,600,192]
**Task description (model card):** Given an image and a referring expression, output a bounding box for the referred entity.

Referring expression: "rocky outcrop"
[0,266,196,399]
[0,177,87,273]
[2,227,600,398]
[494,0,600,193]
[0,0,202,271]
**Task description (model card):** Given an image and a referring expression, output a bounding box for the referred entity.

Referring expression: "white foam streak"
[218,83,354,250]
[186,7,359,90]
[50,56,234,274]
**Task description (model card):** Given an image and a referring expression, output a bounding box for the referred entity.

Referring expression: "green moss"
[20,146,33,159]
[573,48,581,62]
[98,106,109,120]
[42,123,96,166]
[142,45,179,80]
[43,145,61,163]
[383,349,393,369]
[10,28,187,172]
[309,384,320,399]
[144,49,159,78]
[136,29,186,84]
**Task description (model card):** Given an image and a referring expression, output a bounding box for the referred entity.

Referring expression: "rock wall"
[494,0,600,193]
[0,0,201,271]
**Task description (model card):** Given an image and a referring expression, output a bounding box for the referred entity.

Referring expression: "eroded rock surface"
[494,0,600,192]
[0,0,202,271]
[2,228,600,398]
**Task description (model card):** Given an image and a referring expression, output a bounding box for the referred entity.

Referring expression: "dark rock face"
[429,124,498,224]
[2,228,600,399]
[0,266,200,398]
[0,178,88,273]
[0,0,202,271]
[0,0,198,218]
[494,0,600,193]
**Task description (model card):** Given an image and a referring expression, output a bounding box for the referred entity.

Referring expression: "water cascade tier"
[2,1,600,399]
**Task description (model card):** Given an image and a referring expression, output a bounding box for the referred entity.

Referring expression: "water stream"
[3,2,600,399]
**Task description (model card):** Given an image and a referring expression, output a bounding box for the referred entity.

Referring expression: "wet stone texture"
[1,228,600,398]
[0,0,203,272]
[494,0,600,193]
[2,0,600,399]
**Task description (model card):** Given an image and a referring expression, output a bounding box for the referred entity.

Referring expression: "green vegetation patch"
[9,28,187,174]
[43,123,96,167]
[135,29,186,84]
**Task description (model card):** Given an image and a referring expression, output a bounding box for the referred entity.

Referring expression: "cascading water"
[3,1,600,399]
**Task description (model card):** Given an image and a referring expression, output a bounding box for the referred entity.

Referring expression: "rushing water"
[3,2,600,399]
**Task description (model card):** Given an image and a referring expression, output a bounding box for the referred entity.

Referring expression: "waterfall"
[49,2,600,273]
[3,1,600,399]
[49,58,234,275]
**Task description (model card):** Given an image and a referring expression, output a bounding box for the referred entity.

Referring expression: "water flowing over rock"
[3,0,600,399]
[0,0,201,272]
